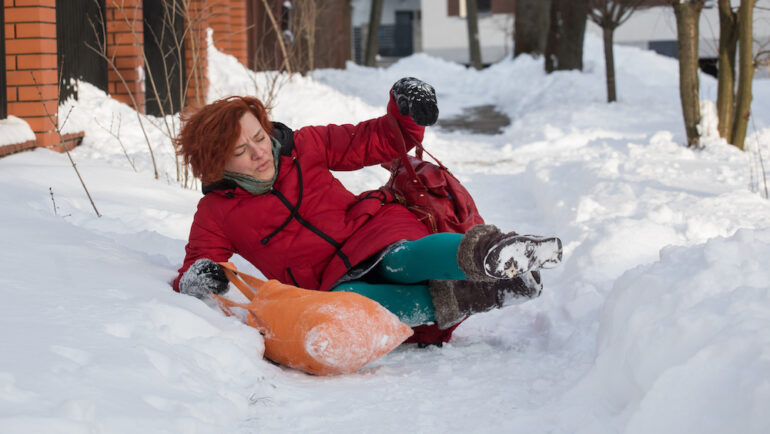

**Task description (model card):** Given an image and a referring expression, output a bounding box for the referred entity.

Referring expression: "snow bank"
[0,151,270,433]
[0,116,35,147]
[552,229,770,434]
[1,30,769,433]
[601,228,770,433]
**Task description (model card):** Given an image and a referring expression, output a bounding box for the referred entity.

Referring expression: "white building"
[352,0,770,70]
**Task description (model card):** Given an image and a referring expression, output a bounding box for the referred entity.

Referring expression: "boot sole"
[483,236,562,279]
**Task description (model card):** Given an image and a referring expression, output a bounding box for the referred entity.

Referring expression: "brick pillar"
[106,0,144,112]
[210,0,248,68]
[210,0,232,55]
[4,0,60,150]
[229,0,248,66]
[184,0,209,108]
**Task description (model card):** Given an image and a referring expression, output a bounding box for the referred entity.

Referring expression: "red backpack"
[353,115,485,345]
[381,114,485,234]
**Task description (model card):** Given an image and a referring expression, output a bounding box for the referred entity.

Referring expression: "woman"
[173,77,562,344]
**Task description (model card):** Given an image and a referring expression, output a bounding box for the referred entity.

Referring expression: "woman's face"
[224,112,275,181]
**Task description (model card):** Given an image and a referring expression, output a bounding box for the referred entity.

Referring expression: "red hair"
[175,96,274,183]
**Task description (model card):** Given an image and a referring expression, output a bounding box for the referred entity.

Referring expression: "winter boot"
[457,224,562,280]
[428,271,543,330]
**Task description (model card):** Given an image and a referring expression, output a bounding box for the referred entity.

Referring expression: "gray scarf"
[223,138,281,195]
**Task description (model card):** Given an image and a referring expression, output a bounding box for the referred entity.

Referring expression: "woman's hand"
[179,258,229,298]
[391,77,439,126]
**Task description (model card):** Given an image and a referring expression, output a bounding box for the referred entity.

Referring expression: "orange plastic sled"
[211,263,413,376]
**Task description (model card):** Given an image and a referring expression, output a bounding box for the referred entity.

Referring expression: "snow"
[2,32,770,433]
[0,115,35,146]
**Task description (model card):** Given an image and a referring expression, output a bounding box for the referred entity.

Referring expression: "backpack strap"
[386,114,448,172]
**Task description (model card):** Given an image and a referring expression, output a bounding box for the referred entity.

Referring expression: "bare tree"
[731,0,757,150]
[259,0,293,74]
[85,0,159,179]
[286,0,337,75]
[86,0,215,186]
[717,0,738,140]
[514,0,552,58]
[466,0,483,69]
[545,0,590,72]
[364,0,383,66]
[672,0,705,148]
[33,72,101,217]
[291,0,318,74]
[589,0,646,102]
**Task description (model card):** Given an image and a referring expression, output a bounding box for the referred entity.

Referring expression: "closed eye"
[234,144,246,156]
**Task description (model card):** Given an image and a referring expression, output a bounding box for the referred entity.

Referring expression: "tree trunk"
[514,0,551,57]
[673,1,704,148]
[731,0,755,150]
[545,0,588,72]
[603,26,617,102]
[466,0,482,69]
[559,0,588,70]
[364,0,383,67]
[545,0,560,72]
[716,0,737,140]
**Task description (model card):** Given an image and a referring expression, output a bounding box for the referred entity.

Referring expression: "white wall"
[353,1,770,65]
[352,0,422,26]
[420,0,513,64]
[586,4,770,58]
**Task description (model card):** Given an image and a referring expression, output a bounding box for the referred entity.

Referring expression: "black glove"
[391,77,439,126]
[179,258,229,298]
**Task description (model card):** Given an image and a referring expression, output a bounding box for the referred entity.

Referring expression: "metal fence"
[56,0,108,103]
[143,0,186,116]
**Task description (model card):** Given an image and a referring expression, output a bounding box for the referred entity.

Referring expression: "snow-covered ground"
[2,34,770,433]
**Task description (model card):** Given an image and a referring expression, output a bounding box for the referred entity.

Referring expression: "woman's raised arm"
[294,78,438,171]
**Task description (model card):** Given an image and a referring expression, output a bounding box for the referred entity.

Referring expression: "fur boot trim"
[428,280,465,330]
[456,224,503,281]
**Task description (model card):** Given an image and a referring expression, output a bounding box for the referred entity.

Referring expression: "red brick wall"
[2,0,215,157]
[184,0,209,108]
[228,0,247,66]
[4,0,59,149]
[210,0,248,68]
[210,1,233,55]
[106,0,144,112]
[0,139,37,157]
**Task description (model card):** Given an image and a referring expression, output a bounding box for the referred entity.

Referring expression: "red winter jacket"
[173,95,431,292]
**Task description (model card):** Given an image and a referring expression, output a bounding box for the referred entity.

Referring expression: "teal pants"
[330,233,466,326]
